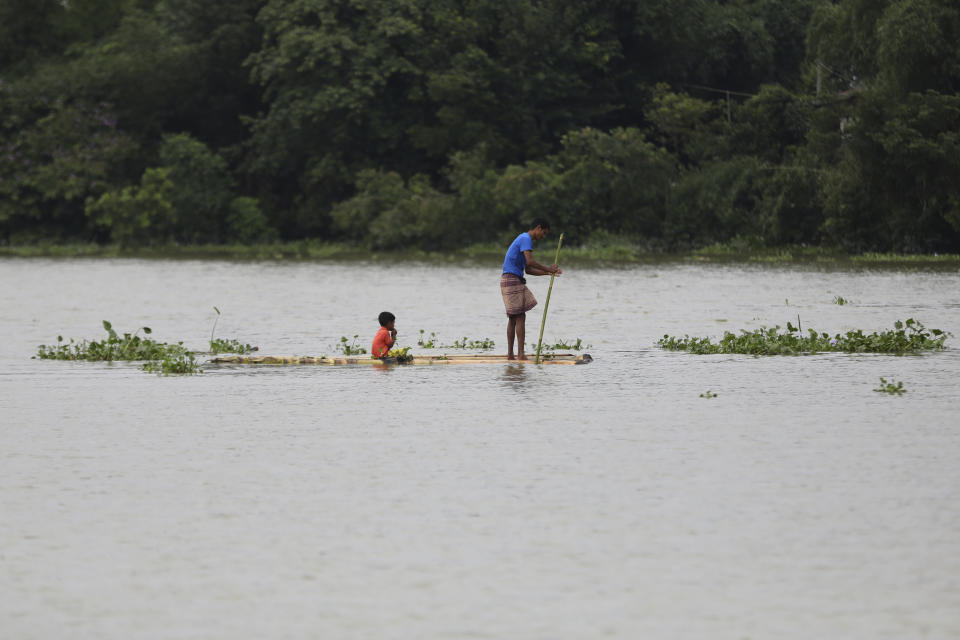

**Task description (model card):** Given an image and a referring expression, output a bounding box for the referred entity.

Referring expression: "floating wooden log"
[210,353,592,366]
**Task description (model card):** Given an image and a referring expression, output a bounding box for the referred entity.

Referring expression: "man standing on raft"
[500,218,562,360]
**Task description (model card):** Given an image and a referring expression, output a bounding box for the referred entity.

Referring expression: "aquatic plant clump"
[447,336,495,350]
[207,307,258,354]
[36,321,178,361]
[35,320,202,375]
[659,319,949,356]
[336,335,367,355]
[386,346,414,364]
[209,338,257,354]
[142,351,202,375]
[544,338,590,351]
[527,338,592,353]
[873,377,906,395]
[417,330,495,350]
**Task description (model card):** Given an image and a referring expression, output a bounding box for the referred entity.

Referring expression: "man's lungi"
[500,273,537,316]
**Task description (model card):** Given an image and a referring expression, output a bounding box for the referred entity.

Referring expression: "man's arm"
[523,250,562,276]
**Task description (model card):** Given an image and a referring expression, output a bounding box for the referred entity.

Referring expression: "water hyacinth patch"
[417,330,495,350]
[873,377,906,395]
[35,320,202,375]
[385,346,414,363]
[539,337,591,351]
[36,321,173,361]
[529,338,592,352]
[208,307,258,354]
[142,351,202,375]
[209,338,257,354]
[447,336,495,350]
[658,319,949,356]
[336,335,367,355]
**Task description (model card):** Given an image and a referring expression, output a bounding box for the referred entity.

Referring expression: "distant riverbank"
[2,240,959,267]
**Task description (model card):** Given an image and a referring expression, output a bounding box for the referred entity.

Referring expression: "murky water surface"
[1,257,958,639]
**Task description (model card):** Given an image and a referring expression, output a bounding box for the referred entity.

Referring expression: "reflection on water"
[499,362,529,386]
[1,257,959,639]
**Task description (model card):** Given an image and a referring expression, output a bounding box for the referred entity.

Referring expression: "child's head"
[378,311,396,328]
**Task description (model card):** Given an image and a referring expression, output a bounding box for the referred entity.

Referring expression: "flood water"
[1,257,958,639]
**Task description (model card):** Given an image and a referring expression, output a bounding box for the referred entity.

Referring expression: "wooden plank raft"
[210,353,592,366]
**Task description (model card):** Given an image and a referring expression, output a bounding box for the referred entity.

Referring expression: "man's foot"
[517,352,528,361]
[507,354,516,361]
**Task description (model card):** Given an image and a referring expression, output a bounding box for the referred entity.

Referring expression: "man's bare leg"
[507,315,517,360]
[516,313,527,360]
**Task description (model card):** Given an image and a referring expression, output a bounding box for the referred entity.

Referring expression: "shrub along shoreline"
[2,241,959,266]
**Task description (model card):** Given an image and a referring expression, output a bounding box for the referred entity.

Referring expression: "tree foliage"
[0,0,958,252]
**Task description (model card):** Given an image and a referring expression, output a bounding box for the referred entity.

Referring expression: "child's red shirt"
[371,327,395,357]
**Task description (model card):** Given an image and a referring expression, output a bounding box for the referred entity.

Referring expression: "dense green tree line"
[1,0,958,252]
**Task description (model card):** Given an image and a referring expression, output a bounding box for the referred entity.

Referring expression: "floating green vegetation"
[417,330,495,350]
[833,295,851,305]
[336,334,367,355]
[35,320,202,375]
[37,321,169,361]
[537,337,591,351]
[385,346,414,363]
[448,336,495,350]
[209,338,257,355]
[659,319,949,356]
[700,390,718,399]
[873,377,906,395]
[528,338,591,353]
[208,306,257,354]
[142,351,202,376]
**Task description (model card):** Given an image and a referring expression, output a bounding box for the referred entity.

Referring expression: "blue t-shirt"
[502,232,533,277]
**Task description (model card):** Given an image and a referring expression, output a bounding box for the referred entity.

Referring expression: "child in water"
[371,311,397,358]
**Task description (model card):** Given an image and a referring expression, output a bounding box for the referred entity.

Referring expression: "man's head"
[378,311,396,329]
[528,218,550,240]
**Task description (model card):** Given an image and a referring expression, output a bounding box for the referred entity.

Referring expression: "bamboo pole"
[535,233,564,364]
